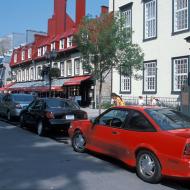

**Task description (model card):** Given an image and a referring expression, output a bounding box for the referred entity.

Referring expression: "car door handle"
[112,131,119,135]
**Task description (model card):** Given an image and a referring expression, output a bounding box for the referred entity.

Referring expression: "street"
[0,120,189,190]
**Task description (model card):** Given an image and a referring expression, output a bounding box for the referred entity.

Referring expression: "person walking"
[111,93,125,106]
[138,96,144,106]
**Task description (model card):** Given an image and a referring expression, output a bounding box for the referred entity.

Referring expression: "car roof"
[112,105,164,111]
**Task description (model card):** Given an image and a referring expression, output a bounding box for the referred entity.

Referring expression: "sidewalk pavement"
[80,107,106,119]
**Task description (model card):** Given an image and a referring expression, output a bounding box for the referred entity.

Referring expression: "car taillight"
[46,112,54,119]
[15,104,22,109]
[184,143,190,155]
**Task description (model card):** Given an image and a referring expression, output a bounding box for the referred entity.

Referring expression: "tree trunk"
[98,80,103,115]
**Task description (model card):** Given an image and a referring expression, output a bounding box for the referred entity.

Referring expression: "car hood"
[168,129,190,138]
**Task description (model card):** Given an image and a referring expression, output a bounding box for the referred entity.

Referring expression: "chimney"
[54,0,67,34]
[101,6,109,14]
[76,0,86,26]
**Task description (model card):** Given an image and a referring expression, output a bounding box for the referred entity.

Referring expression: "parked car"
[20,98,87,136]
[69,106,190,183]
[0,93,34,120]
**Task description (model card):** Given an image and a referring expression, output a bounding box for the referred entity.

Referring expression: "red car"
[69,106,190,183]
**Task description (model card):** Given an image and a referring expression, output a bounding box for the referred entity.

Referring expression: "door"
[23,100,44,126]
[88,108,129,156]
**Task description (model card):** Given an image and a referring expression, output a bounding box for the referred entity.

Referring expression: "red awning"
[64,76,91,86]
[0,83,15,91]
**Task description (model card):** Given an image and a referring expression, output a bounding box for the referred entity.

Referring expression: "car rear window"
[12,94,34,102]
[46,99,79,109]
[145,108,190,130]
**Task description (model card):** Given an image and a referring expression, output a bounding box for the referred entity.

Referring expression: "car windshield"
[12,94,34,102]
[46,99,79,109]
[145,108,190,130]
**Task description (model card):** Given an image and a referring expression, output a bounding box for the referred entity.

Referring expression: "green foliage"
[101,101,113,109]
[6,78,12,81]
[49,68,60,78]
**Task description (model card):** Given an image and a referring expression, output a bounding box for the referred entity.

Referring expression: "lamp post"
[45,50,58,97]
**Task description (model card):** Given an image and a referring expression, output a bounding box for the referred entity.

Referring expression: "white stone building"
[109,0,190,102]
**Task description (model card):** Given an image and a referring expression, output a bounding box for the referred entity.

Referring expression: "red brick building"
[9,0,108,107]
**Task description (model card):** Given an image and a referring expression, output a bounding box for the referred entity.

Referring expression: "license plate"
[66,115,74,120]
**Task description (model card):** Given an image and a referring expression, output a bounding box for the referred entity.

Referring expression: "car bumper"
[11,109,22,117]
[161,156,190,178]
[46,119,73,131]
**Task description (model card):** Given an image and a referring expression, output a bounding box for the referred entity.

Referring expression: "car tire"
[37,121,46,137]
[72,131,86,153]
[136,150,162,183]
[7,111,12,121]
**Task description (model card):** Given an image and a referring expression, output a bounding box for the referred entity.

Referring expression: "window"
[22,70,25,81]
[28,48,32,59]
[67,60,72,76]
[120,3,132,29]
[51,42,56,51]
[96,109,129,128]
[21,50,25,61]
[53,62,58,68]
[120,75,131,93]
[74,58,80,75]
[42,46,47,55]
[18,70,22,82]
[38,48,42,57]
[59,39,65,49]
[14,53,17,63]
[172,57,189,92]
[61,61,65,76]
[30,67,34,81]
[143,61,157,93]
[37,66,42,80]
[127,111,156,132]
[173,0,189,33]
[144,0,157,40]
[26,69,29,81]
[67,36,73,48]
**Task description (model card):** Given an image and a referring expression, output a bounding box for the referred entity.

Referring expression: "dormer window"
[14,53,17,63]
[67,36,73,48]
[28,48,32,59]
[59,39,65,49]
[38,48,42,57]
[42,46,47,55]
[21,50,25,61]
[51,42,56,51]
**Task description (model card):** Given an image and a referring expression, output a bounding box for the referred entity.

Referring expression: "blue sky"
[0,0,109,36]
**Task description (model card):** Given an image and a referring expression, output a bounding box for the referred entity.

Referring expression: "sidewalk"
[80,107,105,119]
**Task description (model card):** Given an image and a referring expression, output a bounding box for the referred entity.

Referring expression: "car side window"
[127,111,156,132]
[32,100,44,110]
[96,109,129,128]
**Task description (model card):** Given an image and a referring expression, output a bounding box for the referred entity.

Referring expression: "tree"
[74,12,144,113]
[41,66,60,97]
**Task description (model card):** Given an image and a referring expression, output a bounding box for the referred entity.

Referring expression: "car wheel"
[136,150,162,183]
[37,121,46,136]
[20,114,25,128]
[72,131,86,153]
[7,111,12,121]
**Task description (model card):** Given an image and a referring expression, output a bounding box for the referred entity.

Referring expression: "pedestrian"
[138,96,144,106]
[151,96,157,106]
[111,93,125,106]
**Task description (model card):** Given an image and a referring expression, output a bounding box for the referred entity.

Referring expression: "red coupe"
[69,106,190,183]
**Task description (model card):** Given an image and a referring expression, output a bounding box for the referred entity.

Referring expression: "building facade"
[109,0,190,102]
[10,0,108,107]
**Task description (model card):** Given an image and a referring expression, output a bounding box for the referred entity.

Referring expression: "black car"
[20,98,87,136]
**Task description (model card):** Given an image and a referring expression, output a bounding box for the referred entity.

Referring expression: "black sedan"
[20,98,87,136]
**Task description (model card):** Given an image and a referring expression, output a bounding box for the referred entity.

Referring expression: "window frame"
[21,50,25,61]
[172,0,190,35]
[143,60,157,94]
[59,38,65,50]
[74,58,81,76]
[120,75,131,94]
[171,56,189,94]
[28,48,32,59]
[66,60,72,76]
[67,36,73,48]
[143,0,157,41]
[14,53,17,63]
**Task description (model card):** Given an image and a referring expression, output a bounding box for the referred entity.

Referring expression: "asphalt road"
[0,120,190,190]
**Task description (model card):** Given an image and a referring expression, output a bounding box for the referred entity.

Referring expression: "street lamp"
[45,50,58,97]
